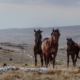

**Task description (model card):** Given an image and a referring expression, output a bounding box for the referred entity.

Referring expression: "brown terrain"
[0,26,80,80]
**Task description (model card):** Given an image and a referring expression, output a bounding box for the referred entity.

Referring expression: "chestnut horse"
[33,29,43,66]
[41,29,60,67]
[66,38,80,67]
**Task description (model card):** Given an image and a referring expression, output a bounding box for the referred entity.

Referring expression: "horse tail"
[74,55,80,62]
[77,50,80,59]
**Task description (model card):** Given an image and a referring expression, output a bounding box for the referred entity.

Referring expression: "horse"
[66,38,80,68]
[33,29,43,66]
[41,29,60,67]
[78,42,80,50]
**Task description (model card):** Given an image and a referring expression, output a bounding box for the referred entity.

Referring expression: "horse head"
[51,29,60,43]
[67,38,75,50]
[34,29,43,43]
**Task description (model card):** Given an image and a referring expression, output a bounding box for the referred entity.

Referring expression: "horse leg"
[48,55,51,66]
[49,55,53,65]
[46,53,49,67]
[46,55,49,67]
[71,54,75,67]
[75,54,77,62]
[53,54,56,68]
[44,54,46,66]
[74,54,76,67]
[40,53,43,67]
[34,53,37,66]
[67,53,69,68]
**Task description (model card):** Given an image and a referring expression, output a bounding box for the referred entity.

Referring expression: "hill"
[0,25,80,47]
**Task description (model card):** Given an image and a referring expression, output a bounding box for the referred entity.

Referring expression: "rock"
[3,63,7,67]
[9,58,12,61]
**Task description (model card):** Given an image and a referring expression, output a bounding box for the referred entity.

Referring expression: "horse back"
[67,43,79,54]
[42,38,49,42]
[41,38,50,53]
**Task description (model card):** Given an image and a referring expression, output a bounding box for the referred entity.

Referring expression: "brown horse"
[41,29,60,67]
[66,38,80,67]
[78,42,80,50]
[33,29,43,66]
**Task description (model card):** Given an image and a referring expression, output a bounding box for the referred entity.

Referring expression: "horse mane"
[55,29,60,36]
[42,38,49,42]
[67,38,79,51]
[50,29,60,46]
[49,36,54,46]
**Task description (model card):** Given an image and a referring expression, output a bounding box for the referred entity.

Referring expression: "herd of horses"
[33,29,80,68]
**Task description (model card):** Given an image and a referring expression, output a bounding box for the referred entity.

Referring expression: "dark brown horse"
[66,38,80,67]
[78,43,80,50]
[41,29,60,67]
[33,29,43,66]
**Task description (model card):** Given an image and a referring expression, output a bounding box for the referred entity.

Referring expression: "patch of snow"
[20,67,48,73]
[38,67,48,73]
[77,64,80,67]
[26,54,33,58]
[0,66,16,72]
[0,66,79,74]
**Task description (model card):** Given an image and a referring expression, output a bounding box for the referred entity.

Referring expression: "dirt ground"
[0,42,80,80]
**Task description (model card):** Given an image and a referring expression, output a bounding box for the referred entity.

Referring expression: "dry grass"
[0,43,80,80]
[0,70,24,80]
[0,67,80,80]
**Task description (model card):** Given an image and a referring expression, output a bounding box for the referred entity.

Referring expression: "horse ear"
[57,29,59,30]
[59,33,60,36]
[34,29,36,32]
[38,29,43,33]
[40,31,43,33]
[56,29,59,32]
[38,29,40,31]
[59,31,60,36]
[56,29,58,31]
[67,38,69,41]
[57,29,59,32]
[51,33,52,35]
[53,29,54,31]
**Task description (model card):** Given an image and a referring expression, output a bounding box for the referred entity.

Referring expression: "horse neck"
[35,40,42,47]
[49,37,58,47]
[49,37,53,46]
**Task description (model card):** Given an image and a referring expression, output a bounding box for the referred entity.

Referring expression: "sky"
[0,0,80,29]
